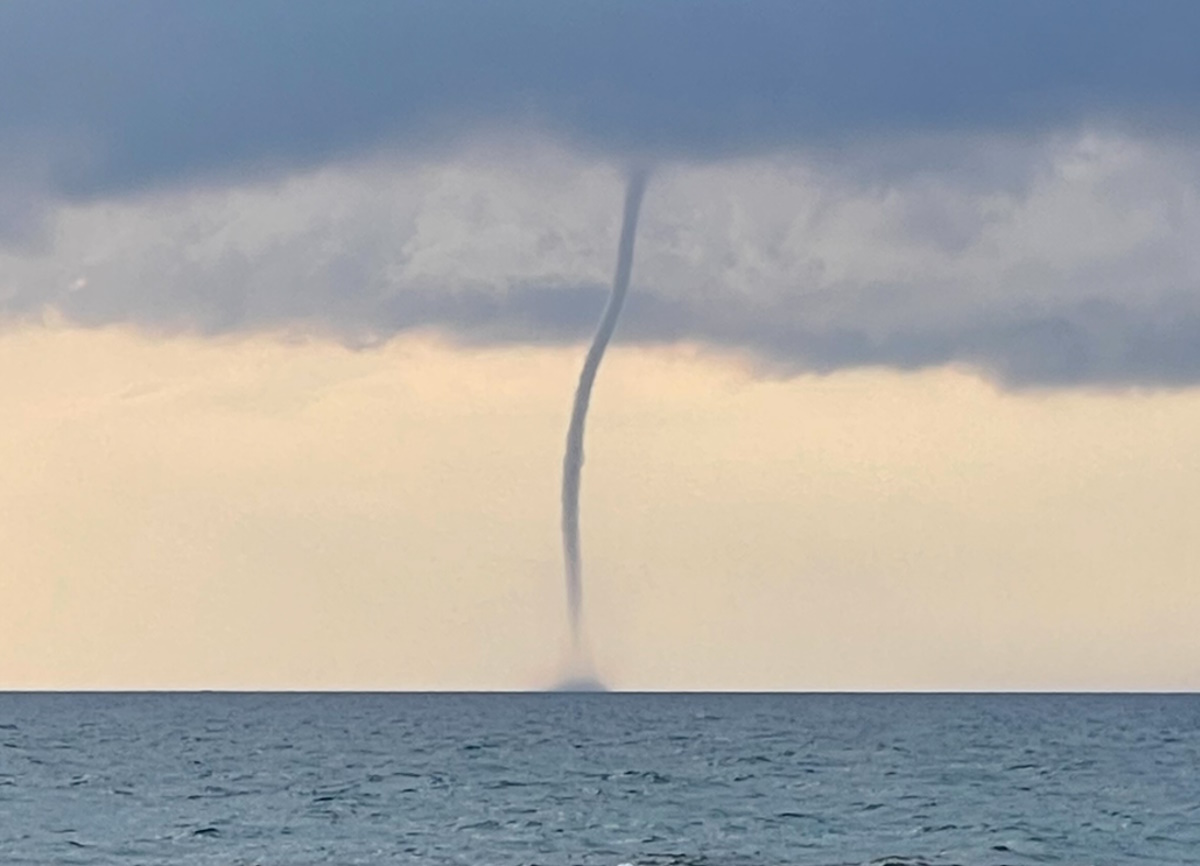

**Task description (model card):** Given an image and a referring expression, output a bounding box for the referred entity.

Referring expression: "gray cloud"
[2,132,1199,387]
[2,0,1200,212]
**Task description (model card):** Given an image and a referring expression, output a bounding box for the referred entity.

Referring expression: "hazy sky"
[3,2,1200,689]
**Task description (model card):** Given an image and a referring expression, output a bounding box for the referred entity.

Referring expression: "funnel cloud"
[561,169,648,645]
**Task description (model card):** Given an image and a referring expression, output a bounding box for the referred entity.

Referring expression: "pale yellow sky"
[2,325,1198,690]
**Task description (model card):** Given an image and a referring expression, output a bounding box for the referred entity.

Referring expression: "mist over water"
[560,170,649,652]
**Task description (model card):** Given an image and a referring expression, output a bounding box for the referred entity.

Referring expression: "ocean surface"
[1,693,1197,865]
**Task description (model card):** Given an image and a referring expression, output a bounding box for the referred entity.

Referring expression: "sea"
[1,692,1197,865]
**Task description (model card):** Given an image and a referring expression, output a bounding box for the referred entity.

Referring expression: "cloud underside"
[3,130,1199,387]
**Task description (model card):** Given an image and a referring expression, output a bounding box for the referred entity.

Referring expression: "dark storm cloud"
[3,2,1200,388]
[2,0,1199,201]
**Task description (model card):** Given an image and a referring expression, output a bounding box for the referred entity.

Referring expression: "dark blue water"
[1,693,1197,865]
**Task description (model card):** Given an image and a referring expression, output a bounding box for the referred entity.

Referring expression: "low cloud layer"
[3,131,1198,387]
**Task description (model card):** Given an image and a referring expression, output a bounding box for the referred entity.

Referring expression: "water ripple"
[0,693,1198,865]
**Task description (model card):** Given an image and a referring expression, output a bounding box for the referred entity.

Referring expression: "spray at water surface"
[560,169,649,658]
